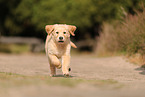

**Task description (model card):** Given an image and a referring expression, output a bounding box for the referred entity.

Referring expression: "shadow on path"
[135,65,145,75]
[53,74,75,78]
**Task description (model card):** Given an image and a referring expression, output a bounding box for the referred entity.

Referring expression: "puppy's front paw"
[50,74,55,77]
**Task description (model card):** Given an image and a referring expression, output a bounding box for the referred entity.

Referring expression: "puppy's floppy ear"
[68,25,77,36]
[45,25,54,35]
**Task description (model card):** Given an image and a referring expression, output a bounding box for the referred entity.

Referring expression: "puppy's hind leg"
[49,63,56,77]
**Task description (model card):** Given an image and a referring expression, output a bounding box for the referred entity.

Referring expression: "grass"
[0,72,119,88]
[0,44,30,54]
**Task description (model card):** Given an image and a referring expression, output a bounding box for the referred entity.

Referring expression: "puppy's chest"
[47,42,69,58]
[56,48,66,57]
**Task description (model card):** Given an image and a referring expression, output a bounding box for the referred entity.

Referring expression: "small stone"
[69,68,71,71]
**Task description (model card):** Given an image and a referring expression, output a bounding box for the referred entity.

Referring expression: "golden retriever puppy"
[45,24,77,77]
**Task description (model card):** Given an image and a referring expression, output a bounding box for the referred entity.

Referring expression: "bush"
[96,6,145,58]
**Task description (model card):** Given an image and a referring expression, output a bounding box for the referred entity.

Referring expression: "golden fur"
[45,24,77,77]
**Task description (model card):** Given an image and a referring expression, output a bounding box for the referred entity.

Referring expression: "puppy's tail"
[71,41,77,48]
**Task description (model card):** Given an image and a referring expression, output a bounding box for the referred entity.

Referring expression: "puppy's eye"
[63,32,66,34]
[56,32,59,34]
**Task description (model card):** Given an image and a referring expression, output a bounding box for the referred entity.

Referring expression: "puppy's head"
[45,24,76,44]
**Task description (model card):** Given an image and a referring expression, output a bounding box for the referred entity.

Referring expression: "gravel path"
[0,54,145,97]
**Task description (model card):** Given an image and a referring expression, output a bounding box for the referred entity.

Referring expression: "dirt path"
[0,54,145,97]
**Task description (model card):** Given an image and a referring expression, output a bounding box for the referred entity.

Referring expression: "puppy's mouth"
[58,41,64,43]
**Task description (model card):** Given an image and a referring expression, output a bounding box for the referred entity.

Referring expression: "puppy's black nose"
[59,37,63,40]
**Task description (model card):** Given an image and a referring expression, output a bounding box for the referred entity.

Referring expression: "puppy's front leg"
[48,54,62,69]
[48,54,61,76]
[62,55,70,76]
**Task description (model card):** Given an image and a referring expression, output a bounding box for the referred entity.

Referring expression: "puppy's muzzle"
[58,37,64,43]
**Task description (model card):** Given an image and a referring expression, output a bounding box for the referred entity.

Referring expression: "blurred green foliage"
[0,0,145,39]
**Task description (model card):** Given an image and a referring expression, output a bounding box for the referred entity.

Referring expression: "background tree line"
[0,0,144,41]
